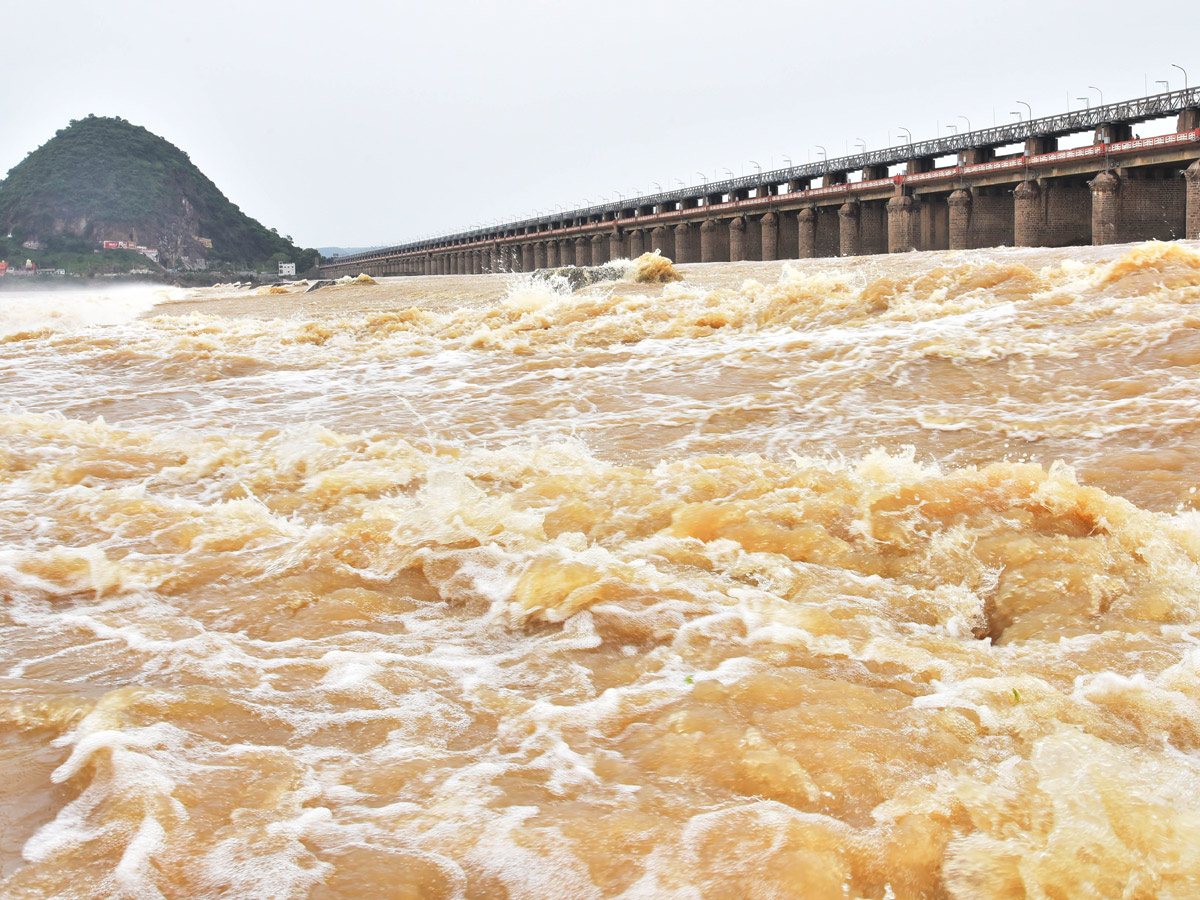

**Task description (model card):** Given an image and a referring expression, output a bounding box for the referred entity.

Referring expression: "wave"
[0,285,167,339]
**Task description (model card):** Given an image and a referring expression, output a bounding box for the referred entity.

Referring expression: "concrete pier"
[839,201,861,257]
[1188,161,1200,239]
[760,212,778,261]
[675,222,698,263]
[700,219,728,262]
[1015,178,1091,248]
[1091,172,1121,245]
[729,217,747,261]
[835,199,887,257]
[650,225,673,258]
[1091,167,1187,243]
[947,190,972,250]
[949,186,1014,249]
[887,195,918,253]
[797,208,816,258]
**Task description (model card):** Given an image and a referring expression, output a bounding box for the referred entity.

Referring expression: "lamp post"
[1157,80,1170,93]
[897,127,912,144]
[782,154,792,167]
[1172,64,1188,90]
[1016,100,1032,122]
[1089,85,1104,106]
[1077,97,1089,110]
[959,115,971,133]
[815,144,827,161]
[749,159,761,174]
[854,138,866,153]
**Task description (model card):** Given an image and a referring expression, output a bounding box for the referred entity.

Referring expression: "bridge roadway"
[320,89,1200,277]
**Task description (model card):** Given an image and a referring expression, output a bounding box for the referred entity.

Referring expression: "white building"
[278,262,296,277]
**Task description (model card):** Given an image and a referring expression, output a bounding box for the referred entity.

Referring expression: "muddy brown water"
[2,244,1200,898]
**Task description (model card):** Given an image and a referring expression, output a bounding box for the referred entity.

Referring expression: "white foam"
[0,285,164,337]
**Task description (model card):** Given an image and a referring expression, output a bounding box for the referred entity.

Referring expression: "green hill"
[0,115,316,272]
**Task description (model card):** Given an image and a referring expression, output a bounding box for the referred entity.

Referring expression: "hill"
[0,115,316,272]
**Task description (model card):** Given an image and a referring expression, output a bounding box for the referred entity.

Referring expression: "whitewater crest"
[2,241,1200,899]
[0,285,166,339]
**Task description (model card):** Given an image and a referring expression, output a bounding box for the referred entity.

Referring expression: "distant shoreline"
[0,272,275,291]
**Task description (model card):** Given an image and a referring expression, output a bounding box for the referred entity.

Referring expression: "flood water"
[2,243,1200,899]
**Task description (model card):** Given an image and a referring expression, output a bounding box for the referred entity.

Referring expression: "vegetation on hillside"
[0,234,163,277]
[0,115,317,271]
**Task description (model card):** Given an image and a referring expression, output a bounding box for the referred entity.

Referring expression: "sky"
[3,0,1197,248]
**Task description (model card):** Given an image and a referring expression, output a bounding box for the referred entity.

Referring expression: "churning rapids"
[3,242,1200,900]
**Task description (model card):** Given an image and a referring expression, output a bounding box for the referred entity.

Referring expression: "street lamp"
[782,154,792,167]
[959,115,971,133]
[1089,85,1104,106]
[854,138,866,153]
[1157,80,1170,93]
[749,159,761,174]
[1172,64,1188,90]
[696,172,708,186]
[1077,97,1090,110]
[1011,111,1022,122]
[1016,100,1032,121]
[815,144,827,161]
[946,124,957,134]
[652,182,662,192]
[897,127,912,144]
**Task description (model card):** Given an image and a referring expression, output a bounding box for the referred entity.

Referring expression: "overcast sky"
[4,0,1196,248]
